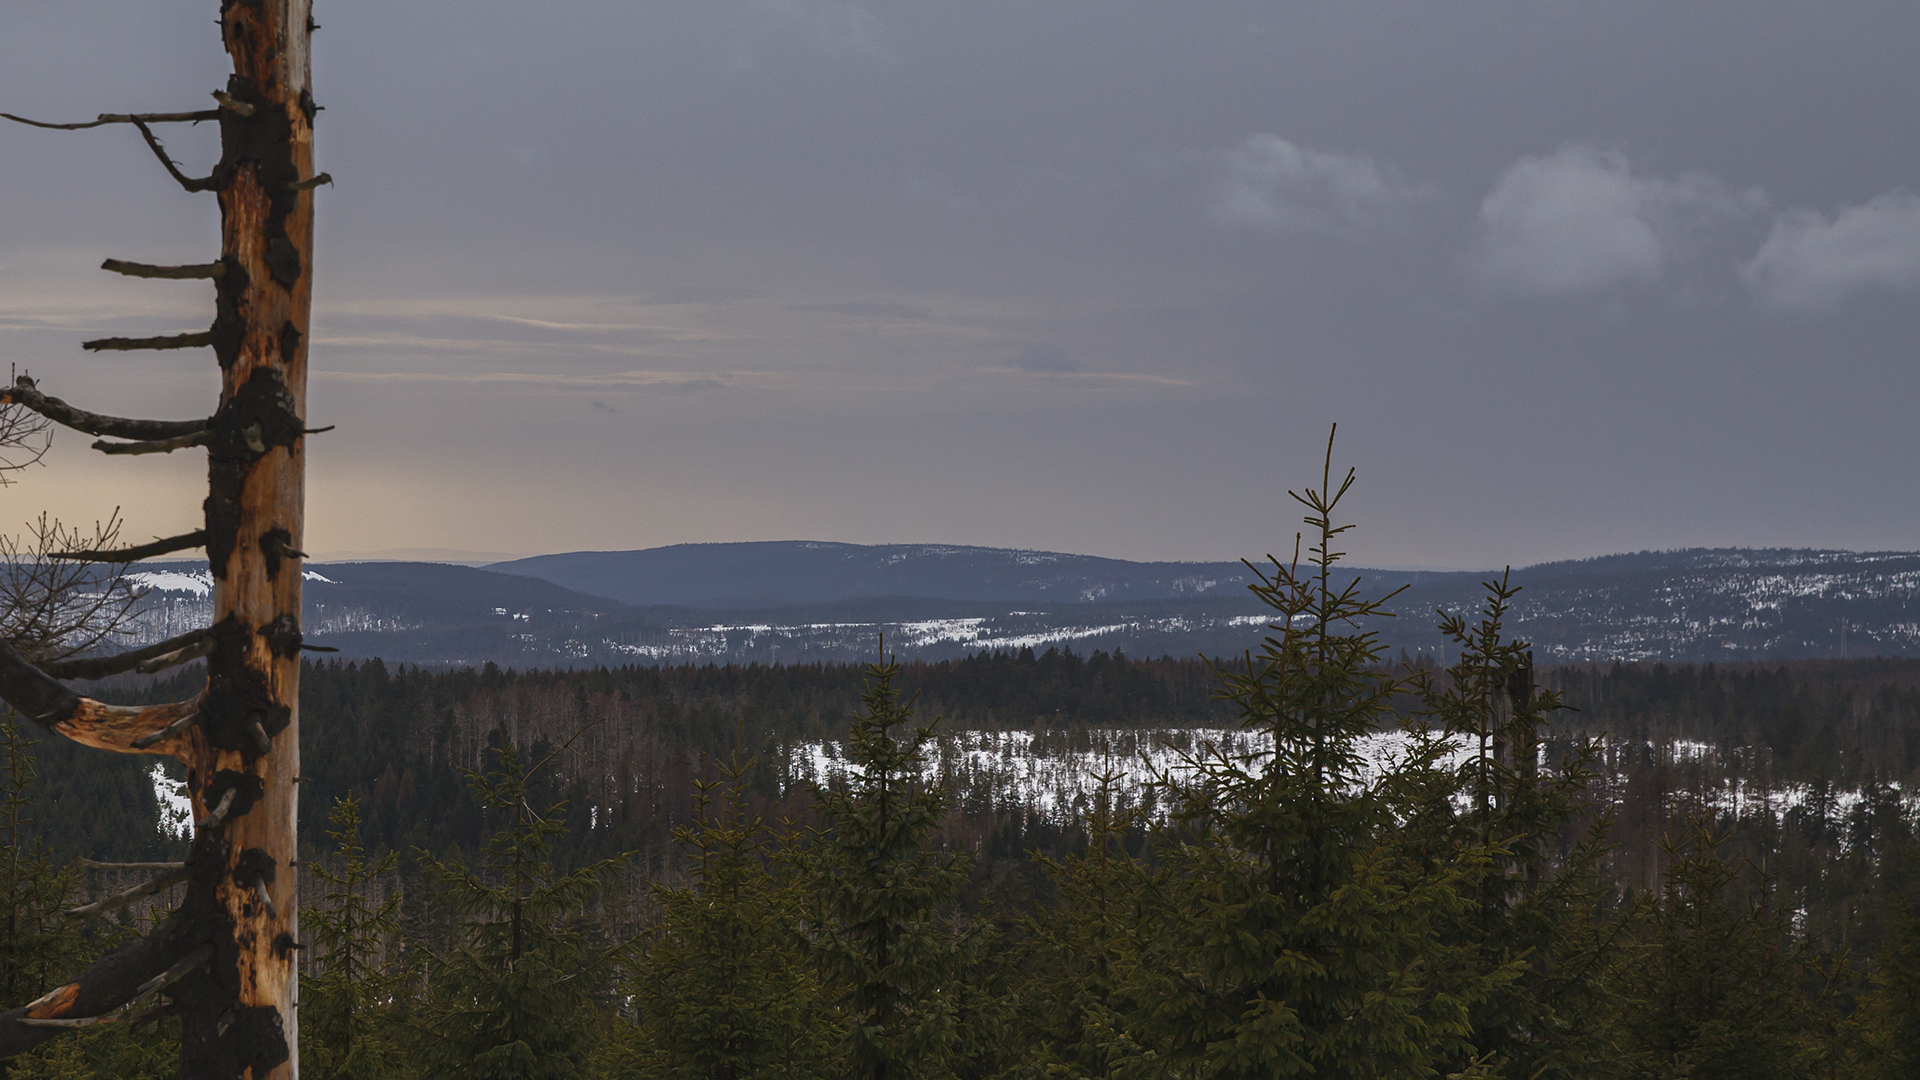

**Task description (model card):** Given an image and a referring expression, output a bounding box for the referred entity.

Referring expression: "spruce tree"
[305,795,411,1080]
[1006,766,1159,1078]
[625,745,838,1079]
[1607,821,1810,1080]
[806,655,976,1080]
[1415,576,1625,1079]
[413,740,625,1080]
[1113,430,1513,1078]
[0,711,82,1012]
[1845,852,1920,1078]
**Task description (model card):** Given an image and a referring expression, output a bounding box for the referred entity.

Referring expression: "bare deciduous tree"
[0,512,150,670]
[0,4,318,1077]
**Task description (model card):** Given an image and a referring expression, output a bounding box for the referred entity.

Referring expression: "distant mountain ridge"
[101,543,1920,668]
[487,541,1255,608]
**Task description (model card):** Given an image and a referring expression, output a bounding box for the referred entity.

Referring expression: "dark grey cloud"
[1,2,1917,567]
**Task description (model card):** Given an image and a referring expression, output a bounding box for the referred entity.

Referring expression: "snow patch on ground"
[787,728,1481,824]
[150,763,193,840]
[786,728,1920,836]
[126,570,213,597]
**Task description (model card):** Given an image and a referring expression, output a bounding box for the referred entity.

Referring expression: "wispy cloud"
[981,365,1192,388]
[1473,145,1761,295]
[1740,189,1920,313]
[1010,345,1075,373]
[478,314,667,333]
[1207,134,1422,234]
[312,368,787,393]
[786,302,932,320]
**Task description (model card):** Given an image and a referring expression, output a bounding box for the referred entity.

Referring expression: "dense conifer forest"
[0,471,1916,1077]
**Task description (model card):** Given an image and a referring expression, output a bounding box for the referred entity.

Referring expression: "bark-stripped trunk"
[0,3,314,1076]
[182,4,312,1075]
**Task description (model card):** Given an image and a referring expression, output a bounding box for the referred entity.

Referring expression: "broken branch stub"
[82,332,215,352]
[101,259,227,280]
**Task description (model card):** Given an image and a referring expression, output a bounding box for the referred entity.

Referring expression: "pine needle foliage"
[413,739,627,1080]
[305,795,411,1080]
[1843,852,1920,1078]
[626,743,838,1079]
[1005,766,1160,1079]
[1118,428,1516,1079]
[0,711,82,1012]
[806,654,976,1080]
[1413,576,1626,1079]
[1607,821,1811,1080]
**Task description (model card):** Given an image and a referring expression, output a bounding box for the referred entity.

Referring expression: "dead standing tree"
[0,2,319,1076]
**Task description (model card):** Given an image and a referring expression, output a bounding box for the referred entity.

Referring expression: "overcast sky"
[2,2,1916,567]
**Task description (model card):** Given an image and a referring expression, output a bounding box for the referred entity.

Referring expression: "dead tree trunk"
[0,3,316,1076]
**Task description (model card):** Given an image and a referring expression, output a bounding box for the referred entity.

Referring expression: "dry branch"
[129,710,199,751]
[136,637,215,674]
[0,637,203,752]
[82,332,214,353]
[68,866,190,919]
[196,789,237,831]
[209,92,254,117]
[0,911,204,1056]
[55,529,206,563]
[93,431,212,456]
[0,400,51,485]
[101,259,225,280]
[0,515,144,668]
[0,378,208,440]
[41,628,212,681]
[54,698,204,755]
[0,110,219,131]
[14,943,212,1029]
[129,120,215,193]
